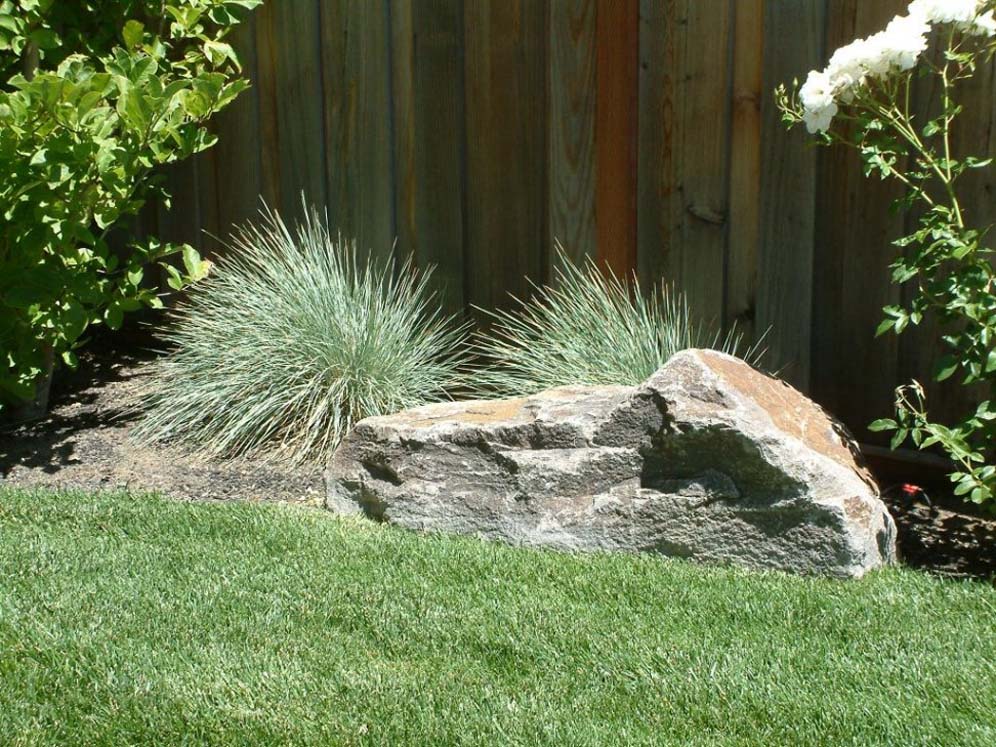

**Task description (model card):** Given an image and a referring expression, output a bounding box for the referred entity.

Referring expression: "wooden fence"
[145,0,996,440]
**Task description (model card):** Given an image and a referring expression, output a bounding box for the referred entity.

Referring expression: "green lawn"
[0,489,993,747]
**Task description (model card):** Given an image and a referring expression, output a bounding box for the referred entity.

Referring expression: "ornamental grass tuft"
[474,248,764,397]
[133,204,472,464]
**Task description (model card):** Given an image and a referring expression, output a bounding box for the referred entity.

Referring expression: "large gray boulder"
[326,350,896,577]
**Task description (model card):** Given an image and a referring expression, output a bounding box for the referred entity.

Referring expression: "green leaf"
[934,355,959,382]
[164,264,185,291]
[182,245,211,282]
[985,349,996,374]
[868,419,898,432]
[105,303,124,331]
[116,83,151,132]
[875,318,894,338]
[122,20,145,49]
[28,28,59,49]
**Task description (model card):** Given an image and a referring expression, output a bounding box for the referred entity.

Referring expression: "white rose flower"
[802,104,838,134]
[800,70,838,133]
[800,69,835,111]
[908,0,985,24]
[827,39,871,99]
[968,10,996,35]
[879,13,930,70]
[799,0,992,133]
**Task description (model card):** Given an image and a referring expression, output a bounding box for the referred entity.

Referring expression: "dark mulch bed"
[2,343,994,579]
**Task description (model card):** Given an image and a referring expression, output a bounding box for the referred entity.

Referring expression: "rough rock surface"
[326,350,897,577]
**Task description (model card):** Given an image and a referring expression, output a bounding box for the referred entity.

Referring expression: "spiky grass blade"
[473,248,765,397]
[133,203,472,464]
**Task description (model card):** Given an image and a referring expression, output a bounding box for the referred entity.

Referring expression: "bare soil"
[2,345,994,579]
[0,348,323,507]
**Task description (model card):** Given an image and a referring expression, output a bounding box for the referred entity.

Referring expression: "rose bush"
[778,0,996,507]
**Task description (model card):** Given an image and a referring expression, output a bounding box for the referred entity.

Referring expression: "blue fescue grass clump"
[474,249,765,397]
[133,205,471,464]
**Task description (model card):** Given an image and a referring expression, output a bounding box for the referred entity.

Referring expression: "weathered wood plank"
[155,159,202,251]
[320,0,395,259]
[390,0,416,264]
[637,0,730,320]
[594,0,637,279]
[256,0,326,223]
[194,147,221,253]
[725,0,763,342]
[812,0,907,434]
[756,0,824,389]
[548,0,597,274]
[636,0,679,289]
[211,13,263,243]
[253,2,281,209]
[675,0,731,323]
[391,0,467,313]
[464,0,547,311]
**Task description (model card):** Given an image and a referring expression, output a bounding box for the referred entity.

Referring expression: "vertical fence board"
[594,0,638,278]
[211,14,263,244]
[257,0,326,222]
[636,0,680,288]
[675,0,731,322]
[254,3,281,209]
[812,0,908,436]
[756,0,824,389]
[135,2,994,435]
[320,0,395,258]
[156,160,202,251]
[391,0,467,313]
[195,149,221,253]
[464,1,548,311]
[548,0,597,272]
[390,0,416,262]
[725,0,763,341]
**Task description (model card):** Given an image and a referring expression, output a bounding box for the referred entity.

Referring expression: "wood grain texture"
[638,0,732,321]
[155,160,202,251]
[756,0,824,390]
[674,0,731,323]
[725,0,763,341]
[136,1,993,433]
[391,0,467,313]
[464,0,547,311]
[636,0,679,289]
[253,2,281,209]
[258,0,326,222]
[594,0,638,279]
[548,0,597,274]
[390,0,416,264]
[211,14,263,244]
[812,0,908,435]
[320,0,395,259]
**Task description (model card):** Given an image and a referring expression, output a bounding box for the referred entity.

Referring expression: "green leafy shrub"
[133,205,473,464]
[778,0,996,506]
[473,250,763,397]
[0,0,261,412]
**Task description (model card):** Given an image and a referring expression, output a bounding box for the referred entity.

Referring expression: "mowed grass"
[0,489,994,747]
